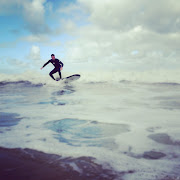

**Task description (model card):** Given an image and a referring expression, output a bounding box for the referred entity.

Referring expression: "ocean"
[0,70,180,180]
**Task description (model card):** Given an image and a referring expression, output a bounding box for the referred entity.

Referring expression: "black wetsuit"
[43,59,64,80]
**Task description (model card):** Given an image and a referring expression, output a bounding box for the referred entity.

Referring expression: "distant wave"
[0,80,43,87]
[151,82,180,86]
[0,69,180,85]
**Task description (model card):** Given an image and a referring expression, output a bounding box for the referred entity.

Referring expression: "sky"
[1,0,180,74]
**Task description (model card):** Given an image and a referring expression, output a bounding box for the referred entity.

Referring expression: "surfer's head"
[51,54,55,60]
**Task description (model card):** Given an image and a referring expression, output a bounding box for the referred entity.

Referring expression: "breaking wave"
[0,69,180,86]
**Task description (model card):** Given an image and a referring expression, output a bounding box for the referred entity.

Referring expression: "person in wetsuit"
[41,54,64,81]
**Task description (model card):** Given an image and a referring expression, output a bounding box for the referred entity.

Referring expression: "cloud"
[79,0,180,33]
[22,0,50,34]
[28,45,41,61]
[21,34,49,43]
[55,1,89,35]
[0,0,50,34]
[54,19,78,35]
[0,0,21,15]
[7,58,27,67]
[57,2,82,14]
[5,58,29,73]
[60,0,180,70]
[21,34,61,47]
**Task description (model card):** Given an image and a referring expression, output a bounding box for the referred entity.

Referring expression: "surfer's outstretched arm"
[41,60,51,69]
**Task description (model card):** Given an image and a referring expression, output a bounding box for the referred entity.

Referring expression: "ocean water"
[0,70,180,180]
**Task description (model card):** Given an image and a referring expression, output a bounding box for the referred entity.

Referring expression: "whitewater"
[0,69,180,180]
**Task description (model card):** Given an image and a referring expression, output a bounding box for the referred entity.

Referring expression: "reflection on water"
[52,85,76,96]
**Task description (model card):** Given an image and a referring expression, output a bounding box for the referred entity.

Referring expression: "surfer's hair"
[51,54,55,56]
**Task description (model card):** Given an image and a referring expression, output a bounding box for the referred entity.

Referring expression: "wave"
[0,69,180,86]
[0,80,43,87]
[65,69,180,85]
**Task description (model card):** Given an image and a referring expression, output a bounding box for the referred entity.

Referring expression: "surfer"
[41,54,64,81]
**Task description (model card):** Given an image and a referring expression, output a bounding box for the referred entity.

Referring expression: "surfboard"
[57,74,80,83]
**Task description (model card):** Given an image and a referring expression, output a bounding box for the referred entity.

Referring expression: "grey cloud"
[79,0,180,34]
[0,0,21,15]
[0,0,51,34]
[22,0,51,34]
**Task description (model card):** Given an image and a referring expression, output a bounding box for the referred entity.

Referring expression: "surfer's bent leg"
[49,68,58,80]
[58,69,62,79]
